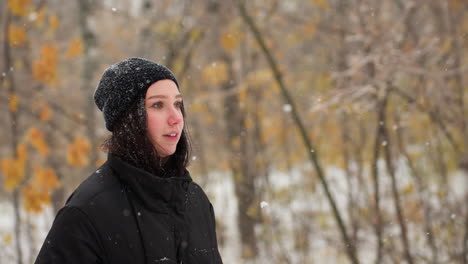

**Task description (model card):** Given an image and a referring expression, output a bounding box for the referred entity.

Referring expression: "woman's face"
[145,79,184,157]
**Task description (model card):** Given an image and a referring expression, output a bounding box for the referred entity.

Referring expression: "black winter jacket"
[35,155,223,264]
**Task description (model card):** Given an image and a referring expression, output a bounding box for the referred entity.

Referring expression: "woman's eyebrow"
[147,94,182,100]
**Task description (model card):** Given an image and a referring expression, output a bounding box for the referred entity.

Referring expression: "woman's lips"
[163,133,179,141]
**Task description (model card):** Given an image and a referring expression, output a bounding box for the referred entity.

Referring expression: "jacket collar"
[108,154,192,213]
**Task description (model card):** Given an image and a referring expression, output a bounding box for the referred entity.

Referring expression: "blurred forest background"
[1,0,468,263]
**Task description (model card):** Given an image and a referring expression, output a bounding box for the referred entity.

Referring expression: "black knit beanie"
[94,57,179,132]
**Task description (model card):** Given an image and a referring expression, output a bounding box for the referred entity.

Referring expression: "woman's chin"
[158,149,176,158]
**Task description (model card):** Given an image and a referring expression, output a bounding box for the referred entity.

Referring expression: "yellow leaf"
[33,44,58,85]
[230,136,240,149]
[189,29,202,41]
[238,84,248,108]
[67,137,91,167]
[49,14,59,31]
[440,38,453,54]
[66,37,83,58]
[9,94,18,112]
[303,23,317,37]
[201,61,229,86]
[16,144,28,162]
[33,167,60,191]
[3,234,12,245]
[171,57,185,76]
[246,69,273,87]
[3,79,11,89]
[40,104,52,121]
[246,202,259,218]
[14,59,24,70]
[220,30,242,52]
[204,112,215,125]
[403,183,414,195]
[22,185,49,213]
[311,0,329,8]
[28,128,49,156]
[8,24,27,46]
[190,102,207,113]
[245,115,254,130]
[8,0,31,17]
[34,9,46,28]
[1,158,25,191]
[315,72,332,92]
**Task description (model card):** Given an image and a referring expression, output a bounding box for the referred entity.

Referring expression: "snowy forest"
[1,0,468,263]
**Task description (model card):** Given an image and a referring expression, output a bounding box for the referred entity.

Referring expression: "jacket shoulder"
[188,182,209,199]
[65,161,122,209]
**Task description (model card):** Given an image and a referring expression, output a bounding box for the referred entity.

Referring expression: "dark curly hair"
[101,93,191,178]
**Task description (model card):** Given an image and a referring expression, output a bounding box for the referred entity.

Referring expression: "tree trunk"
[78,0,98,172]
[3,9,23,264]
[222,54,258,259]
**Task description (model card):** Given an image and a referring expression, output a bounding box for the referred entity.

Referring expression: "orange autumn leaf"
[67,137,91,167]
[33,167,60,190]
[3,234,12,245]
[201,61,229,86]
[8,24,27,46]
[16,144,28,162]
[311,0,329,8]
[449,0,463,9]
[238,84,248,106]
[9,94,18,112]
[33,44,58,85]
[3,79,11,90]
[220,30,242,52]
[303,23,317,37]
[8,0,31,17]
[22,185,49,213]
[0,144,28,190]
[95,158,105,167]
[28,128,49,156]
[66,37,83,58]
[40,104,52,121]
[48,14,59,31]
[1,158,26,191]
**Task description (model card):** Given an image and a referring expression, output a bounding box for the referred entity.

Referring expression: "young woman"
[35,57,223,264]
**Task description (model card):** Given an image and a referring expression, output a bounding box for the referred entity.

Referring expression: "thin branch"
[0,98,76,140]
[370,92,387,264]
[382,86,414,264]
[390,85,461,155]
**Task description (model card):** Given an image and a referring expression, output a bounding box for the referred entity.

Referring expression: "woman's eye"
[175,101,183,108]
[152,102,163,108]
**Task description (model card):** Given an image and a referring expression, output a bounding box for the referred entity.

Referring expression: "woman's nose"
[168,107,182,125]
